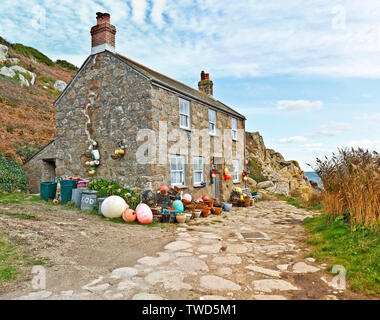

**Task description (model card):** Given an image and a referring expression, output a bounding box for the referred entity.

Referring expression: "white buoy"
[101,196,128,218]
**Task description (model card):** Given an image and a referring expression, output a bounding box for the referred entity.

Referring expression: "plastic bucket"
[40,181,57,202]
[97,197,107,215]
[80,190,98,211]
[61,180,78,205]
[71,188,85,208]
[223,203,233,212]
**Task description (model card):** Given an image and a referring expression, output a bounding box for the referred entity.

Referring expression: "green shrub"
[0,36,11,47]
[56,60,78,72]
[0,152,27,192]
[88,179,140,210]
[248,159,267,183]
[11,43,55,67]
[15,143,41,164]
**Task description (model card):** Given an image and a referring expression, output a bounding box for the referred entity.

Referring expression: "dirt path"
[0,200,369,300]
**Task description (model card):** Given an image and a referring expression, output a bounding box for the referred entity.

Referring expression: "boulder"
[54,80,67,92]
[247,177,257,188]
[0,45,8,62]
[267,181,290,196]
[9,65,36,85]
[7,58,19,65]
[257,181,274,189]
[18,74,30,87]
[0,66,16,78]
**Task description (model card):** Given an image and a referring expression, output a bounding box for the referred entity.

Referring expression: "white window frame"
[208,109,216,136]
[193,156,204,186]
[232,159,240,183]
[179,98,191,130]
[232,118,238,141]
[170,155,186,187]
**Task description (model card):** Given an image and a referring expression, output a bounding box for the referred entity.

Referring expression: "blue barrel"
[97,197,107,215]
[72,188,85,208]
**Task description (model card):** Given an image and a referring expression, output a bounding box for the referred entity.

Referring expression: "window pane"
[232,118,237,130]
[209,109,216,123]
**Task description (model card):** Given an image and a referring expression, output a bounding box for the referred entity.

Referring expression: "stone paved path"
[2,201,365,300]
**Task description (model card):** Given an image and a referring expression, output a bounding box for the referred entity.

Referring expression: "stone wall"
[55,51,154,189]
[151,85,246,201]
[24,141,56,193]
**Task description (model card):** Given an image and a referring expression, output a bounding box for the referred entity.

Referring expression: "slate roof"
[55,50,246,120]
[115,53,246,120]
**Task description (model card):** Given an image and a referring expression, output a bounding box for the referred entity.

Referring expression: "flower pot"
[176,214,187,224]
[212,207,222,215]
[185,212,192,223]
[204,200,214,208]
[194,210,202,219]
[201,208,210,217]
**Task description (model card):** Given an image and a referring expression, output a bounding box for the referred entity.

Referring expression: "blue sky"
[1,0,380,170]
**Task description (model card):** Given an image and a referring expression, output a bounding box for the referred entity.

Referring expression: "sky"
[1,0,380,170]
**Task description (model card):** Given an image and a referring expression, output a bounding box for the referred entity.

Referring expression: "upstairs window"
[232,159,240,183]
[179,98,191,130]
[170,155,186,186]
[209,109,216,135]
[232,118,238,141]
[193,156,204,186]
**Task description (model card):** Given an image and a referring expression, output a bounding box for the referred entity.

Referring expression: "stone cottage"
[25,13,247,201]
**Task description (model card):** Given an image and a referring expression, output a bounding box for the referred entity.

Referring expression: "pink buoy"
[182,193,192,202]
[202,195,210,201]
[136,203,153,224]
[195,197,203,202]
[159,185,169,195]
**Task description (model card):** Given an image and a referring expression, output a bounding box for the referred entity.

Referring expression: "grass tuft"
[303,214,380,296]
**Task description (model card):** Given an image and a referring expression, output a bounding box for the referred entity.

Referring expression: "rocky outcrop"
[0,66,16,78]
[246,131,314,200]
[10,65,36,85]
[0,44,8,62]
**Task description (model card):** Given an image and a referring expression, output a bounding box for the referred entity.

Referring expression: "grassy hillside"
[0,36,77,164]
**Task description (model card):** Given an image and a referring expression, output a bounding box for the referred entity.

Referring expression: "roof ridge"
[115,52,246,120]
[116,53,208,97]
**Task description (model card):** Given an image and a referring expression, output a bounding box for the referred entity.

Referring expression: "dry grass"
[314,148,380,229]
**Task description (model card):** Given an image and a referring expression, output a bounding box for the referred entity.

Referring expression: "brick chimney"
[90,12,116,55]
[198,71,213,96]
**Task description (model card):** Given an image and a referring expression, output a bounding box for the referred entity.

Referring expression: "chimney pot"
[91,12,116,55]
[198,71,213,96]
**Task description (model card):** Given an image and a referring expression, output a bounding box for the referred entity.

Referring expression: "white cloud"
[276,100,323,112]
[4,1,380,79]
[279,136,308,143]
[151,0,166,28]
[356,113,380,121]
[131,0,147,24]
[316,122,352,137]
[348,139,380,150]
[301,143,324,152]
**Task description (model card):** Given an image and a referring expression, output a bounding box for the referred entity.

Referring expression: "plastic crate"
[161,209,178,223]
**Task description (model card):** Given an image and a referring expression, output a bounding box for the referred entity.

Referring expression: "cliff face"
[245,131,314,200]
